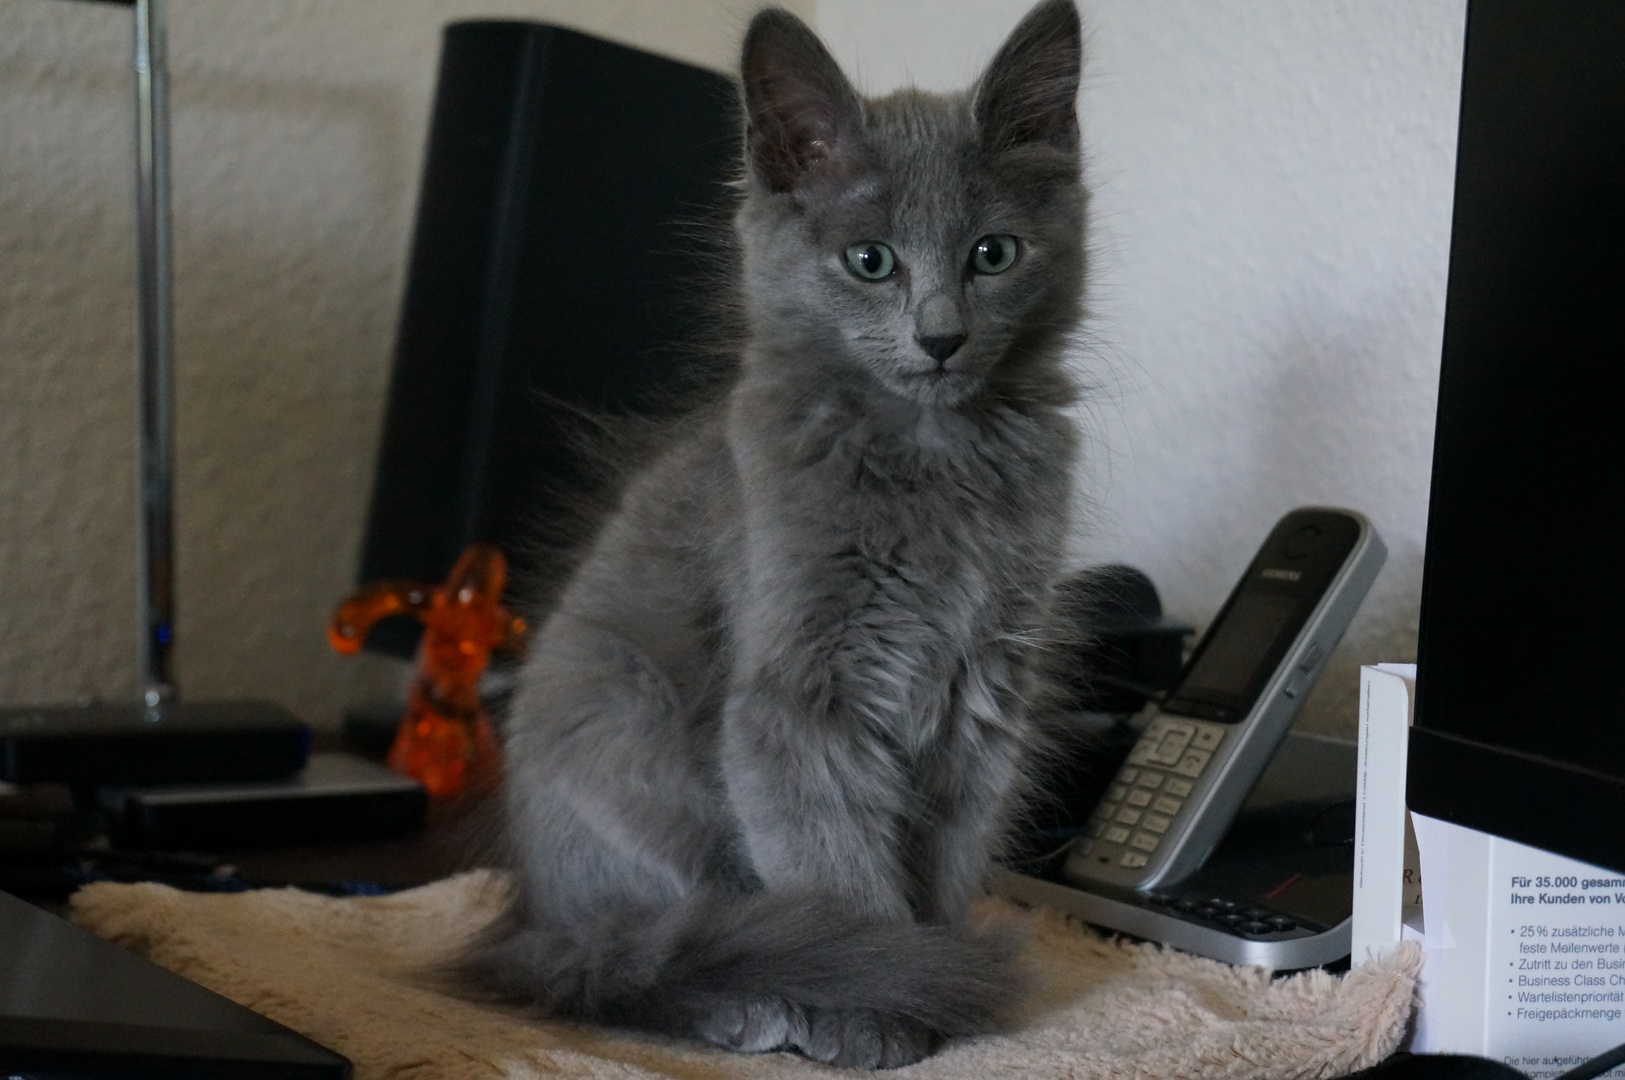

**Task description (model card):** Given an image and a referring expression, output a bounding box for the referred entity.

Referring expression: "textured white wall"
[0,0,808,727]
[818,0,1466,735]
[3,0,1464,738]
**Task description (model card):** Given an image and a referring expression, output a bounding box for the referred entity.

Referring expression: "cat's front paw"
[797,1007,936,1070]
[694,998,802,1054]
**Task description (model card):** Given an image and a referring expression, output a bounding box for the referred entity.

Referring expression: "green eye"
[844,242,896,281]
[971,234,1019,275]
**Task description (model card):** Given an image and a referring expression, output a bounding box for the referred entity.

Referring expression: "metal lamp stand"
[119,0,305,737]
[133,0,177,708]
[0,1,308,791]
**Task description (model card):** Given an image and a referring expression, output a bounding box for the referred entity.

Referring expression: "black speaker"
[359,22,740,655]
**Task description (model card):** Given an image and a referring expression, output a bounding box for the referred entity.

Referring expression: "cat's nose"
[917,333,967,362]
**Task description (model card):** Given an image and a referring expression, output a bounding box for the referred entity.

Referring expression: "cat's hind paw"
[797,1007,936,1070]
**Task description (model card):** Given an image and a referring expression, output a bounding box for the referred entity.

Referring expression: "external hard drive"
[100,752,426,850]
[1,700,311,786]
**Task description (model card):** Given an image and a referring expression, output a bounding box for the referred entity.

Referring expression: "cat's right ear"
[741,9,864,194]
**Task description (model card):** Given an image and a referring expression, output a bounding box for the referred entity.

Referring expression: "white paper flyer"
[1353,663,1625,1074]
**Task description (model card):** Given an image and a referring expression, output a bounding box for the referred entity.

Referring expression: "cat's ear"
[741,9,865,193]
[974,0,1082,154]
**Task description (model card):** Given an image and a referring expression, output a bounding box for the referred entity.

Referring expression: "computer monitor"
[1408,0,1625,870]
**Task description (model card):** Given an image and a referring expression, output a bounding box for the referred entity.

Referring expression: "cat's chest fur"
[723,374,1069,751]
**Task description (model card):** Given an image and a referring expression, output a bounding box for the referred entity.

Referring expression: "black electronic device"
[360,21,740,656]
[1000,730,1359,968]
[1050,565,1193,714]
[99,751,426,850]
[1064,508,1385,891]
[1407,2,1625,872]
[0,885,351,1078]
[0,700,309,786]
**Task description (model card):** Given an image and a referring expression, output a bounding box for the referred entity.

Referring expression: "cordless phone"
[1063,507,1385,892]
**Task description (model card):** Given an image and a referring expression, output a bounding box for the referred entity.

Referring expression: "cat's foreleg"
[720,671,916,924]
[913,657,1032,923]
[914,725,1025,922]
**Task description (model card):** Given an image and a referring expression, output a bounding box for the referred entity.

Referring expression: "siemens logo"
[1261,568,1302,582]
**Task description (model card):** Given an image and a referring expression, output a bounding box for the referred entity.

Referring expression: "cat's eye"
[970,234,1019,275]
[844,242,896,281]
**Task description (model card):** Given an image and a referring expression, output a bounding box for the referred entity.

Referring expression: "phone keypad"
[1141,894,1312,939]
[1077,716,1228,871]
[1170,749,1212,778]
[1191,726,1224,752]
[1151,795,1183,816]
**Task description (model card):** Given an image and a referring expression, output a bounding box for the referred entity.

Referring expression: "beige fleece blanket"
[70,872,1419,1080]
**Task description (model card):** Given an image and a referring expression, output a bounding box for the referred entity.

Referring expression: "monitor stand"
[995,729,1356,969]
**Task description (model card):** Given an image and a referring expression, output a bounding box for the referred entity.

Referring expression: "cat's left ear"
[741,8,865,193]
[974,0,1082,154]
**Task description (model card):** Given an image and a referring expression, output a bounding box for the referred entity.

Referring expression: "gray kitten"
[464,0,1085,1068]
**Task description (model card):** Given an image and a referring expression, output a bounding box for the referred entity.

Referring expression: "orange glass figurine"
[328,544,525,799]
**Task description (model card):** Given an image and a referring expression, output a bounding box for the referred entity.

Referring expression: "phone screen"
[1161,512,1362,723]
[1175,591,1300,701]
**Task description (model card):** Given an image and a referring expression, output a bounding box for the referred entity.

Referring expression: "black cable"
[1554,1039,1625,1080]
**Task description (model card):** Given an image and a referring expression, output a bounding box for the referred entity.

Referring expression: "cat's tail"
[453,887,1026,1067]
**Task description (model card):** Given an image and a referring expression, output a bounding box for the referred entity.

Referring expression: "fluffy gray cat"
[464,0,1086,1068]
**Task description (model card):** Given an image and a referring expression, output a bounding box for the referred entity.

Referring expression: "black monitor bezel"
[1407,0,1625,871]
